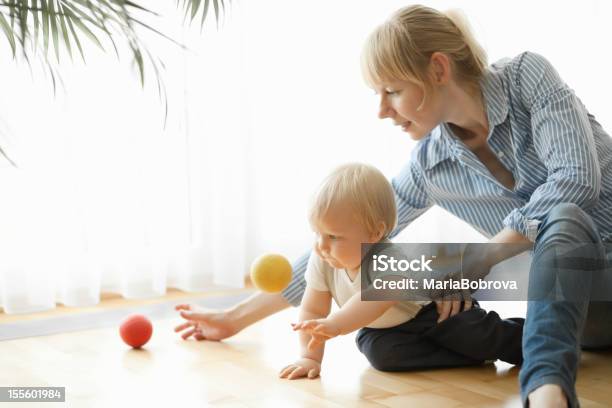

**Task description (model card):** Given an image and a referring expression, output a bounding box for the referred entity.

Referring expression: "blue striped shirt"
[283,51,612,306]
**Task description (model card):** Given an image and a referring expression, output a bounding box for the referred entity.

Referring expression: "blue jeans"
[519,203,612,407]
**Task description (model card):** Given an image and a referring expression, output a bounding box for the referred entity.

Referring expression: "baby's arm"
[293,293,397,349]
[297,286,332,360]
[327,293,396,335]
[279,286,332,380]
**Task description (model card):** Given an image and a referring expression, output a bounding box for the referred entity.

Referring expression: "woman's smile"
[400,121,413,132]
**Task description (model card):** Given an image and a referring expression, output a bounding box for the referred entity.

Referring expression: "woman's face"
[373,78,444,141]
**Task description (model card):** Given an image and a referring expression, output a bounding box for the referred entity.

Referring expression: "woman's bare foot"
[528,384,568,408]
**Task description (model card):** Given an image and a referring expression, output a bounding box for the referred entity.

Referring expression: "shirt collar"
[424,126,455,170]
[423,65,509,170]
[480,63,509,129]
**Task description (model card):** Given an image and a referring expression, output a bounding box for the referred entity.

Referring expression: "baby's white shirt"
[305,249,428,329]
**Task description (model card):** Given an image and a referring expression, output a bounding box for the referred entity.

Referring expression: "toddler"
[279,163,523,380]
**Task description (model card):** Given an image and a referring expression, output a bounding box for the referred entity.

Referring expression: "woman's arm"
[229,291,292,331]
[179,154,436,339]
[486,227,533,264]
[175,291,291,341]
[436,228,532,321]
[502,52,601,242]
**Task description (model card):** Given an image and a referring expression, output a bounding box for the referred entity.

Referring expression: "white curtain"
[0,2,251,314]
[1,0,610,314]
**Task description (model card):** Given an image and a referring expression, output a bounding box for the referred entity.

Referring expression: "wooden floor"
[1,301,612,407]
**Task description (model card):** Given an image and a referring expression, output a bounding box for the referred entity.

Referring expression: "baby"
[279,163,524,380]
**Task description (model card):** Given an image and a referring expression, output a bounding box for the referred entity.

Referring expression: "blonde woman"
[176,5,612,407]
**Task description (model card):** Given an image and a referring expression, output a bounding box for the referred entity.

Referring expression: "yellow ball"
[250,253,293,293]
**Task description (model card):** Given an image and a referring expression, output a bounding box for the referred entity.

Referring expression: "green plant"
[0,0,228,166]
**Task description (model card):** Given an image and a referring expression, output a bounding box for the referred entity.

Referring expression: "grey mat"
[0,292,252,341]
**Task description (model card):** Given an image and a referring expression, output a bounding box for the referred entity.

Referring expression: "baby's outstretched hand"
[279,358,321,380]
[292,318,341,351]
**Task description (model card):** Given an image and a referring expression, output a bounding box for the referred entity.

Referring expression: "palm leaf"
[62,6,89,61]
[40,0,50,55]
[47,0,59,60]
[31,0,39,52]
[1,0,227,85]
[0,12,16,56]
[0,144,17,167]
[0,0,229,165]
[57,2,72,59]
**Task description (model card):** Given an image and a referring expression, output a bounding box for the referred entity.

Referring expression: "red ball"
[119,314,153,348]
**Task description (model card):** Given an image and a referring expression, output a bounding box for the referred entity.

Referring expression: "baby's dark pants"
[356,301,524,371]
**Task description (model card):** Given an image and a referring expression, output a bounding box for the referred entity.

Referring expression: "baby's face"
[312,203,380,272]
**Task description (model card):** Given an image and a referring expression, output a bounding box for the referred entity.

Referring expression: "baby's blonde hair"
[309,163,397,239]
[361,5,487,109]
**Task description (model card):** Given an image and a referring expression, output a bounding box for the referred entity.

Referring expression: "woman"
[175,5,612,407]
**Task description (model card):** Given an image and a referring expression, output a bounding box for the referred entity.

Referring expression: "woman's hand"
[435,298,473,322]
[174,304,239,341]
[292,318,341,351]
[279,357,322,380]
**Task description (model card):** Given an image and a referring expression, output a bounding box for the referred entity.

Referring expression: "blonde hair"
[309,163,397,239]
[361,5,487,108]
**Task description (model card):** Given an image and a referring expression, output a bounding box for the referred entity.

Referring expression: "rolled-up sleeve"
[502,52,601,241]
[281,250,310,307]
